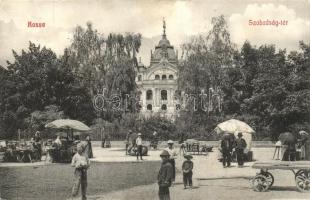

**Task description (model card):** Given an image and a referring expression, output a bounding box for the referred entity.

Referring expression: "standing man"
[165,140,178,183]
[136,133,143,160]
[221,136,233,168]
[71,143,90,200]
[235,132,247,167]
[158,150,173,200]
[125,130,132,155]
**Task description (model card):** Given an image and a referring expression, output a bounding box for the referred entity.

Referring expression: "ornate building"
[136,20,180,119]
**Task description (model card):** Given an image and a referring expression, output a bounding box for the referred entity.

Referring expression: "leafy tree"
[68,23,142,122]
[0,42,58,138]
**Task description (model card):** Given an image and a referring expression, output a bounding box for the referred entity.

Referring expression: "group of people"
[125,130,146,160]
[158,140,194,200]
[220,132,247,168]
[70,135,194,200]
[69,130,308,200]
[280,130,309,161]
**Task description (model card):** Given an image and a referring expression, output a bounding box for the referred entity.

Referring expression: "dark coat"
[158,161,173,187]
[221,139,233,152]
[235,138,247,150]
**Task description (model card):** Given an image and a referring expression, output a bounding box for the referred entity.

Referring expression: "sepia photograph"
[0,0,310,199]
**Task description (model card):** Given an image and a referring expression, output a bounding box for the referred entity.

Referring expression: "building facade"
[136,21,180,119]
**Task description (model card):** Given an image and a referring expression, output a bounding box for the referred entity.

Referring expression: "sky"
[0,0,310,66]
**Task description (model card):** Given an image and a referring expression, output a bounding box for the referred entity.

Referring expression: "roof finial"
[163,17,166,38]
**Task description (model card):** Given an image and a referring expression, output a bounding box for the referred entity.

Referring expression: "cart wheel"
[261,171,274,187]
[252,174,270,192]
[295,170,310,192]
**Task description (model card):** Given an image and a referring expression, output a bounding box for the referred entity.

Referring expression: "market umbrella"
[279,132,297,145]
[215,119,255,134]
[45,119,91,131]
[215,119,254,153]
[45,119,91,140]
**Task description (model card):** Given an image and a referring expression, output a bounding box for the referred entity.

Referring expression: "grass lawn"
[0,161,161,200]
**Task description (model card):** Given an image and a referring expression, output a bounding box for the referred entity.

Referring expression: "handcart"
[251,160,310,192]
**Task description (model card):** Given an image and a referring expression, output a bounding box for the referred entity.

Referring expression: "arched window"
[146,90,153,100]
[161,90,167,100]
[147,104,152,110]
[169,75,174,80]
[155,75,160,80]
[138,75,142,81]
[161,104,167,110]
[162,75,167,80]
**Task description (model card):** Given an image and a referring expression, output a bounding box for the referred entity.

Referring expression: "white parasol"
[215,119,254,153]
[45,119,91,131]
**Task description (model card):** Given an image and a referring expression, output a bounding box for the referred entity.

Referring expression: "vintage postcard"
[0,0,310,200]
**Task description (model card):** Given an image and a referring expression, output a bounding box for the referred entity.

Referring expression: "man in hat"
[165,140,178,182]
[158,150,173,200]
[136,133,143,160]
[221,135,233,168]
[235,132,247,167]
[71,143,90,200]
[182,153,194,189]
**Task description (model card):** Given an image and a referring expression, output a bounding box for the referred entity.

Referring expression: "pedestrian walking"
[235,132,247,167]
[221,136,233,167]
[165,140,177,182]
[136,133,143,160]
[179,142,187,156]
[71,143,90,200]
[125,130,132,155]
[101,129,106,148]
[158,150,173,200]
[182,154,193,189]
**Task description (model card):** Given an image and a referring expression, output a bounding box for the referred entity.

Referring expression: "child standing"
[71,143,90,200]
[182,154,193,189]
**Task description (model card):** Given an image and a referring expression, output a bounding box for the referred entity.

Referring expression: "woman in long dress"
[84,136,93,158]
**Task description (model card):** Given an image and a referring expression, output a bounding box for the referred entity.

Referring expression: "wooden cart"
[251,161,310,192]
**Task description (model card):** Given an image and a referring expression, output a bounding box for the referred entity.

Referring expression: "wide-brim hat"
[138,133,142,136]
[237,132,243,137]
[160,150,170,157]
[184,154,193,159]
[167,140,174,144]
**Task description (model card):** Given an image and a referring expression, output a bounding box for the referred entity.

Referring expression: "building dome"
[158,37,171,47]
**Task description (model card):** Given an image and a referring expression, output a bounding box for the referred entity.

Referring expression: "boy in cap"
[165,140,178,182]
[182,154,194,189]
[158,150,173,200]
[235,132,247,167]
[136,133,143,160]
[71,143,90,200]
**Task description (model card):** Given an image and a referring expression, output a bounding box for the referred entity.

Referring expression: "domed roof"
[158,37,171,47]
